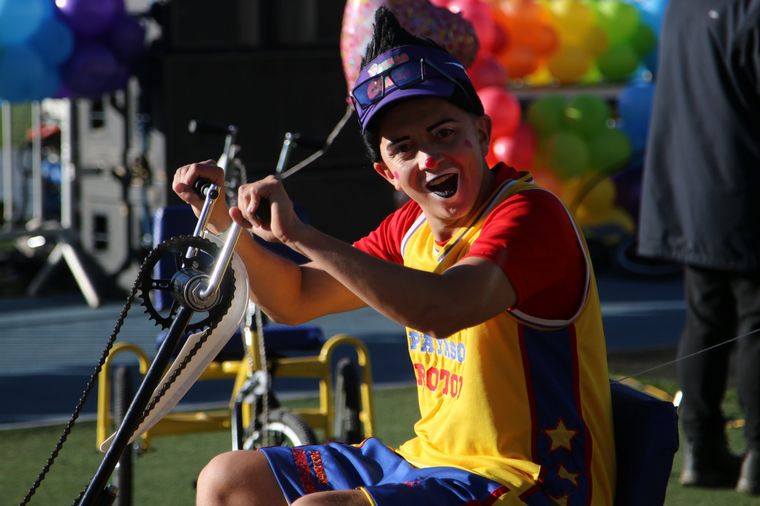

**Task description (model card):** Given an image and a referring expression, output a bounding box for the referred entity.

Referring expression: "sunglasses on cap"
[352,57,469,109]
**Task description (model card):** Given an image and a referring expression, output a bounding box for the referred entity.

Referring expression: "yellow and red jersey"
[355,165,616,504]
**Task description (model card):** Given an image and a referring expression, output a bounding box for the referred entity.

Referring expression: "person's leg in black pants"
[733,272,760,494]
[678,265,742,487]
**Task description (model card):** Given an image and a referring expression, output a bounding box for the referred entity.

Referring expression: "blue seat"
[611,381,679,506]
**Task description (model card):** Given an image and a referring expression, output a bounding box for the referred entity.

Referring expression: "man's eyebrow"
[387,118,458,146]
[427,118,457,131]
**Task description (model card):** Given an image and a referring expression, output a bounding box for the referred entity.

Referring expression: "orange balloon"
[500,0,547,26]
[523,23,559,57]
[498,46,539,79]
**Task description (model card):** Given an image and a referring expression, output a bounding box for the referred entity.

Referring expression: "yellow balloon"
[561,174,616,215]
[580,24,609,58]
[524,64,554,85]
[547,45,591,84]
[548,0,596,46]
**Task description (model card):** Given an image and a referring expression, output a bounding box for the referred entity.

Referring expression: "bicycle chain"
[18,235,235,506]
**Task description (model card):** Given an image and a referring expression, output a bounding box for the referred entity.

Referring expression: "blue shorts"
[260,438,551,505]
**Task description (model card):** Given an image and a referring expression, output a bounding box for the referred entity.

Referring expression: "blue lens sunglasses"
[351,57,471,110]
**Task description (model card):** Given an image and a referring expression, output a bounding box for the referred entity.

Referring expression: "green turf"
[2,383,758,505]
[1,387,418,505]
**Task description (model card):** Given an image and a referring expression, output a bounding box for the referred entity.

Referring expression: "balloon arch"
[340,0,668,230]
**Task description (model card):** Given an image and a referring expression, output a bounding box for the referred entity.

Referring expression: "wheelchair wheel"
[334,357,364,444]
[243,408,317,450]
[113,365,134,506]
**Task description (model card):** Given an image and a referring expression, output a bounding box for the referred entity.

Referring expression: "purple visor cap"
[351,45,474,132]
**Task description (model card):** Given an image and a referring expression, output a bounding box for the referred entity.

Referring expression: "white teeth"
[427,173,455,186]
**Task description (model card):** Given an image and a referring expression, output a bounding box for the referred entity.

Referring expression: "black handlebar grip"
[193,178,218,199]
[255,198,271,225]
[291,135,324,150]
[188,119,238,136]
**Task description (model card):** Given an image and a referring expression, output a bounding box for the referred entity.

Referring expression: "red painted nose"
[424,156,436,169]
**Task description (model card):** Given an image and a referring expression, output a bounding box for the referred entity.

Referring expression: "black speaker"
[160,49,395,241]
[168,0,269,50]
[166,0,345,50]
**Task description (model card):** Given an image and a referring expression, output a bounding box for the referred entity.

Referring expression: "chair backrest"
[610,381,679,506]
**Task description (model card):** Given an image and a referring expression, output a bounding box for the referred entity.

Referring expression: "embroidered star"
[545,419,577,452]
[557,464,580,487]
[550,492,569,506]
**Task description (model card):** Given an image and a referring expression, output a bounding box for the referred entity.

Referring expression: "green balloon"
[631,23,657,58]
[589,127,633,173]
[596,0,640,44]
[564,94,611,138]
[597,43,640,82]
[542,130,590,179]
[526,95,567,138]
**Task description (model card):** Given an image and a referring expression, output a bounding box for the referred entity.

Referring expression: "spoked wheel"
[334,357,364,443]
[242,408,318,450]
[113,365,134,506]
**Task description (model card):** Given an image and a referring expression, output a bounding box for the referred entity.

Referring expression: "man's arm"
[230,230,367,323]
[284,225,515,338]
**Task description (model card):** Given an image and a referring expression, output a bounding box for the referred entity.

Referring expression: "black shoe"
[737,450,760,495]
[680,439,742,488]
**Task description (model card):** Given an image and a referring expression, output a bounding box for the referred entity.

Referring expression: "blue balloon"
[618,81,656,154]
[0,0,52,45]
[636,0,669,35]
[635,0,669,75]
[0,45,47,102]
[29,12,75,66]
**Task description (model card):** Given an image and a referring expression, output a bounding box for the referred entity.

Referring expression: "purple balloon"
[61,41,120,97]
[107,14,145,62]
[57,0,124,39]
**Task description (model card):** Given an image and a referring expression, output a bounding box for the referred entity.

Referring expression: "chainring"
[138,235,235,333]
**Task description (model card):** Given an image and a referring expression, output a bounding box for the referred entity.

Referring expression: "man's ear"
[373,162,401,191]
[477,115,492,155]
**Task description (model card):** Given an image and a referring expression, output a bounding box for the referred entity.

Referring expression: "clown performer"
[172,7,616,506]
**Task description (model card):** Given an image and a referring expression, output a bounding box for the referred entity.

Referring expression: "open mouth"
[426,173,459,198]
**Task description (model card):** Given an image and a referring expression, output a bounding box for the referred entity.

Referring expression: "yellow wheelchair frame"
[96,325,375,450]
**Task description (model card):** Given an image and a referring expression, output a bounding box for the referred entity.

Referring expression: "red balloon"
[468,55,508,89]
[490,122,536,169]
[478,86,522,138]
[340,0,479,93]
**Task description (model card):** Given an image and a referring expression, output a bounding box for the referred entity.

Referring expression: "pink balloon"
[478,86,521,138]
[340,0,479,92]
[467,54,508,89]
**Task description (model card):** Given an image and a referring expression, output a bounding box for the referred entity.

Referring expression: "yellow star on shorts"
[558,464,580,487]
[545,419,577,452]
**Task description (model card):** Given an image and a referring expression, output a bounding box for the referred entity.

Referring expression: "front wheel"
[243,408,318,450]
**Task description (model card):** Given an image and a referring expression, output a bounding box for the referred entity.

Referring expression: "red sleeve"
[465,188,586,321]
[353,199,422,264]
